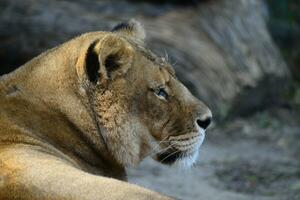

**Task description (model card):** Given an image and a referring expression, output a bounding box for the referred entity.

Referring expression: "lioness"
[0,20,212,200]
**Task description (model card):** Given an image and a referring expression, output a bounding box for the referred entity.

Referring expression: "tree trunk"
[0,0,290,119]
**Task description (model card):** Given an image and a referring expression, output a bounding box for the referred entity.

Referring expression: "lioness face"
[79,21,211,168]
[128,52,212,168]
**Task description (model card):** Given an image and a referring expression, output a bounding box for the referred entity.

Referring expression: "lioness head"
[76,20,212,168]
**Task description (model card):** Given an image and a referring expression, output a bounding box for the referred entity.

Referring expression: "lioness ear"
[112,19,146,44]
[76,35,134,85]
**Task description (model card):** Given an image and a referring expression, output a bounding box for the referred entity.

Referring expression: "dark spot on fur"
[105,54,120,79]
[86,41,100,84]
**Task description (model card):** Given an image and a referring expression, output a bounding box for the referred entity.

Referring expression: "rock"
[0,0,290,119]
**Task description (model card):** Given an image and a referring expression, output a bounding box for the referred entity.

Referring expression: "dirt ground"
[127,108,300,200]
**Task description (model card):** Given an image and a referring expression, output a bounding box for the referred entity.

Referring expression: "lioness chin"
[0,19,212,200]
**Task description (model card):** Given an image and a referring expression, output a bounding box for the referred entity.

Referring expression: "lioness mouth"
[157,151,183,164]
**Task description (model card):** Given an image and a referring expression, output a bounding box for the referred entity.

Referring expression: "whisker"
[159,149,182,163]
[148,142,178,158]
[153,142,176,154]
[144,135,170,158]
[170,141,197,148]
[169,132,199,141]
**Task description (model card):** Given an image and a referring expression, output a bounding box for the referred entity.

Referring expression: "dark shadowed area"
[0,0,299,199]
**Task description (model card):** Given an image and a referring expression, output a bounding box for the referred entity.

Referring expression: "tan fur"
[0,21,211,200]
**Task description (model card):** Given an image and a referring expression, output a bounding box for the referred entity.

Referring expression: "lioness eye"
[155,88,168,100]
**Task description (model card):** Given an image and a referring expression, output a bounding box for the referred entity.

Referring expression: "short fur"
[0,20,211,200]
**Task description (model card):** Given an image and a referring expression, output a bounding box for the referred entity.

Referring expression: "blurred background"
[0,0,299,199]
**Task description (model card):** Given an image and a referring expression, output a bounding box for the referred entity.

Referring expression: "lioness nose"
[196,117,211,130]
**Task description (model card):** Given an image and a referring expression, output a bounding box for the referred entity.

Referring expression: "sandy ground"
[127,112,300,200]
[128,142,281,200]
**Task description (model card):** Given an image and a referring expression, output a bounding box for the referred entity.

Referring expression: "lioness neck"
[0,33,126,180]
